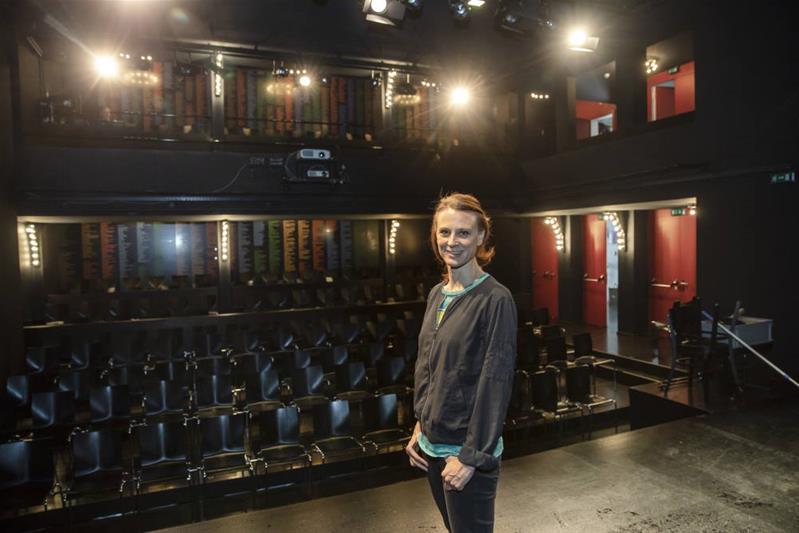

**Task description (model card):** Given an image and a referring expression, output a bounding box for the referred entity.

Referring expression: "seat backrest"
[291,365,325,397]
[57,370,94,403]
[335,361,367,392]
[195,375,233,408]
[25,345,60,375]
[31,391,75,429]
[0,440,53,490]
[572,333,593,357]
[90,385,131,422]
[566,364,592,403]
[363,394,398,432]
[532,368,559,412]
[517,328,541,369]
[246,369,280,403]
[5,375,30,409]
[72,429,123,479]
[259,406,300,447]
[376,356,406,387]
[312,399,352,439]
[200,414,245,457]
[143,380,185,416]
[196,356,232,377]
[510,370,531,411]
[545,336,567,363]
[540,324,563,340]
[324,346,349,372]
[138,421,188,467]
[530,307,550,327]
[106,365,146,393]
[290,350,313,371]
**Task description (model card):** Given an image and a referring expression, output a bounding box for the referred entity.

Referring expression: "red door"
[583,215,607,326]
[531,218,559,320]
[649,209,697,323]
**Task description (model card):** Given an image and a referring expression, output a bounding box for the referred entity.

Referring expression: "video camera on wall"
[282,148,348,185]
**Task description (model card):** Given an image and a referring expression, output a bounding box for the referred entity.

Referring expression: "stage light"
[544,217,564,251]
[467,0,485,6]
[220,221,230,262]
[299,74,311,87]
[404,0,422,10]
[450,86,470,106]
[449,1,470,22]
[566,28,599,52]
[363,0,406,26]
[371,0,388,13]
[93,54,119,78]
[645,57,659,74]
[25,223,41,267]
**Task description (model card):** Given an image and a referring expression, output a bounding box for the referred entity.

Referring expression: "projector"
[298,149,331,160]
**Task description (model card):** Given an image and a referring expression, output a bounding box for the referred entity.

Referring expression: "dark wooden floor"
[561,322,674,366]
[160,400,799,533]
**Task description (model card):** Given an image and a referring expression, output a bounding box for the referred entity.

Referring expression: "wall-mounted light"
[645,57,659,74]
[530,92,550,100]
[602,212,626,250]
[688,205,697,216]
[389,219,400,255]
[25,224,41,267]
[220,220,230,262]
[544,217,564,251]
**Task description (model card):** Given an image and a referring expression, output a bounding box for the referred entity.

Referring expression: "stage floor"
[159,401,799,533]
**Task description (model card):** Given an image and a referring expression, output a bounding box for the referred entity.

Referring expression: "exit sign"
[671,208,686,216]
[668,66,680,74]
[770,171,796,184]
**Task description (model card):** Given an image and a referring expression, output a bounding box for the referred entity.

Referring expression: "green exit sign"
[668,66,680,74]
[671,208,686,216]
[771,171,796,184]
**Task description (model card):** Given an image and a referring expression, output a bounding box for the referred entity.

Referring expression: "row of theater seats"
[0,395,409,517]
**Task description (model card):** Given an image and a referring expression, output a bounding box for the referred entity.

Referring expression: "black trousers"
[423,452,500,533]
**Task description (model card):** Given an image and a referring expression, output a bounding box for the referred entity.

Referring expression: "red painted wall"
[649,209,697,323]
[647,61,695,121]
[576,100,617,140]
[583,216,607,326]
[531,218,559,320]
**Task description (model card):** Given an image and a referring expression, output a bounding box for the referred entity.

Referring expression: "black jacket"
[413,275,518,471]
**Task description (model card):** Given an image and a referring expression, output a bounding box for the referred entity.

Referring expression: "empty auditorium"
[1,1,797,531]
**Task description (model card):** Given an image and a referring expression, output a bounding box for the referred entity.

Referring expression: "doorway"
[606,219,620,333]
[531,217,559,320]
[583,215,606,327]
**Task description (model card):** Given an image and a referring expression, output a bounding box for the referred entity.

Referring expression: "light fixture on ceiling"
[403,0,422,11]
[363,0,406,26]
[93,54,119,79]
[645,57,659,74]
[450,86,471,106]
[566,27,599,52]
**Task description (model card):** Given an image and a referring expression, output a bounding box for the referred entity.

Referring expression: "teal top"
[420,272,504,460]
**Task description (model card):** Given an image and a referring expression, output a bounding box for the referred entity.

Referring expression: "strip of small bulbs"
[385,70,397,109]
[645,57,659,74]
[389,219,400,255]
[214,52,224,97]
[602,212,626,250]
[220,220,230,262]
[25,224,40,267]
[544,217,565,251]
[530,92,550,100]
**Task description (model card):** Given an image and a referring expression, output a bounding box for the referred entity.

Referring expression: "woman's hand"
[405,421,429,472]
[441,456,475,491]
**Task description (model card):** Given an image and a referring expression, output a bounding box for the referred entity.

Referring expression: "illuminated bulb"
[299,75,311,87]
[93,55,119,78]
[450,87,470,106]
[567,29,588,47]
[371,0,388,12]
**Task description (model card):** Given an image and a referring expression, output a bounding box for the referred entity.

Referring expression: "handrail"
[702,309,799,390]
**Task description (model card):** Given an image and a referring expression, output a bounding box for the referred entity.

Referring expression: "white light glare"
[467,0,486,6]
[567,29,587,47]
[370,0,388,14]
[450,86,470,106]
[93,55,119,78]
[299,75,311,87]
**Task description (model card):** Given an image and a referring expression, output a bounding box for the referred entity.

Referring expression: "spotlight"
[567,27,599,52]
[449,1,471,22]
[450,86,470,106]
[93,54,119,78]
[363,0,406,26]
[299,74,312,87]
[403,0,422,10]
[467,0,486,6]
[370,70,382,88]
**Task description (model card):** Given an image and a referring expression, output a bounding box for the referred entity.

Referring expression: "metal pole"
[702,310,799,391]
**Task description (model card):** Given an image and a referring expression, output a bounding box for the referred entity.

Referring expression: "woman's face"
[435,208,485,270]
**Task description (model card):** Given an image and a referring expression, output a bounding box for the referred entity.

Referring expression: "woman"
[406,192,517,533]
